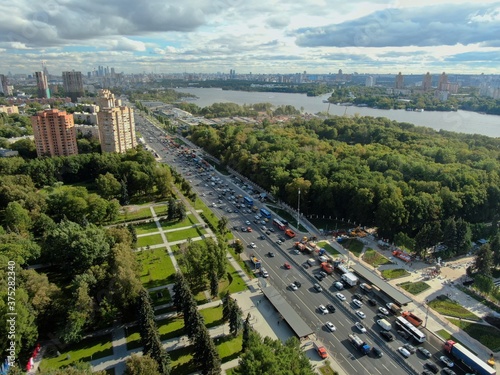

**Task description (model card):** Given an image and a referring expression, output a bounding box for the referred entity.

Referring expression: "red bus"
[273,218,286,231]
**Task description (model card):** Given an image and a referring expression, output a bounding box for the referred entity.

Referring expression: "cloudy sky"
[1,0,499,75]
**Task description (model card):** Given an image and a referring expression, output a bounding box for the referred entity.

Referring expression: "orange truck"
[285,229,296,238]
[321,262,334,274]
[402,311,423,327]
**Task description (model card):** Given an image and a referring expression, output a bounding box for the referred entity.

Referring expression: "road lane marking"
[339,353,357,373]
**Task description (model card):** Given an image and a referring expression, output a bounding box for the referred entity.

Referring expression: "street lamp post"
[424,299,430,328]
[297,188,301,230]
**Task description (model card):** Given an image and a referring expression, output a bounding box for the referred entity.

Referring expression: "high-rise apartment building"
[395,72,404,89]
[438,72,448,91]
[62,71,84,102]
[35,71,50,98]
[96,89,136,153]
[422,72,432,91]
[31,109,78,157]
[365,76,375,87]
[0,74,9,96]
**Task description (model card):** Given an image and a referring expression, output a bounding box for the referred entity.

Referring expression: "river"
[176,87,500,138]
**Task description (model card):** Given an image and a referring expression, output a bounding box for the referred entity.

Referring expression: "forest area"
[189,115,500,257]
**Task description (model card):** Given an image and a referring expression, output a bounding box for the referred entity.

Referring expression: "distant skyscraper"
[96,89,136,153]
[0,74,8,96]
[62,71,84,102]
[395,72,404,89]
[365,76,375,87]
[35,71,50,98]
[438,72,448,91]
[31,109,78,157]
[422,72,432,91]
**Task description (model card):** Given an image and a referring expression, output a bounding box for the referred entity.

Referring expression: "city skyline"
[0,0,499,75]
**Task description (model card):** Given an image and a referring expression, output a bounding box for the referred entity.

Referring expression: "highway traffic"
[134,108,473,375]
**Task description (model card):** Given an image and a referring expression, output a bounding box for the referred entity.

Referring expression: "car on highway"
[265,230,271,235]
[276,240,283,245]
[249,242,256,248]
[290,283,298,291]
[403,343,416,354]
[293,249,300,255]
[368,298,377,306]
[314,283,323,292]
[334,282,344,290]
[397,330,410,339]
[356,311,366,319]
[422,371,435,375]
[319,271,327,278]
[354,322,367,333]
[378,307,390,315]
[314,274,324,281]
[398,346,411,358]
[423,362,439,374]
[327,304,336,313]
[352,299,363,308]
[336,293,346,301]
[325,321,336,332]
[284,262,291,269]
[268,252,275,257]
[440,356,454,368]
[269,228,275,232]
[442,368,456,375]
[318,305,329,315]
[278,236,286,242]
[417,347,431,358]
[261,268,269,278]
[247,227,252,232]
[353,293,364,301]
[371,347,383,358]
[241,227,247,232]
[293,281,302,288]
[380,330,394,341]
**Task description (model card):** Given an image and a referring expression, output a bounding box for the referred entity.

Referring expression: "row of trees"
[188,116,500,256]
[173,273,221,375]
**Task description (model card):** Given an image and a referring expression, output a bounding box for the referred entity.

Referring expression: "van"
[308,258,316,266]
[377,319,392,331]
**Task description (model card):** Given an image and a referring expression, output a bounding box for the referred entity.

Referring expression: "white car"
[354,322,367,333]
[245,220,251,225]
[440,356,454,367]
[378,307,390,315]
[352,299,363,308]
[356,311,366,319]
[325,321,336,332]
[336,293,346,301]
[318,305,329,315]
[261,268,269,278]
[398,347,411,358]
[290,283,298,291]
[250,242,256,248]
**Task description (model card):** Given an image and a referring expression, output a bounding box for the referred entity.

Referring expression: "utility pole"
[297,188,301,230]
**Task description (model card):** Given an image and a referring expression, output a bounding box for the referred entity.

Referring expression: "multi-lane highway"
[133,107,471,375]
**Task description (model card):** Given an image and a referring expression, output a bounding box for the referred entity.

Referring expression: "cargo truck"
[295,242,314,254]
[392,249,411,262]
[386,302,402,315]
[360,283,373,294]
[314,342,328,359]
[348,334,370,355]
[321,262,334,274]
[443,340,495,375]
[402,311,423,327]
[341,272,358,287]
[251,256,261,269]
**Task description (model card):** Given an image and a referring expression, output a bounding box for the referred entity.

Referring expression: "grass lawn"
[169,346,197,375]
[428,296,481,321]
[318,365,338,375]
[136,248,176,288]
[136,233,164,248]
[457,286,500,314]
[166,227,205,242]
[448,319,500,352]
[398,281,431,295]
[153,204,169,217]
[435,330,466,347]
[381,268,410,279]
[226,246,254,280]
[39,334,113,371]
[317,241,340,255]
[155,305,176,315]
[134,221,160,235]
[363,249,392,267]
[160,215,199,230]
[342,238,365,257]
[216,334,242,362]
[150,288,172,306]
[220,261,248,295]
[116,206,152,222]
[126,316,185,351]
[200,306,224,328]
